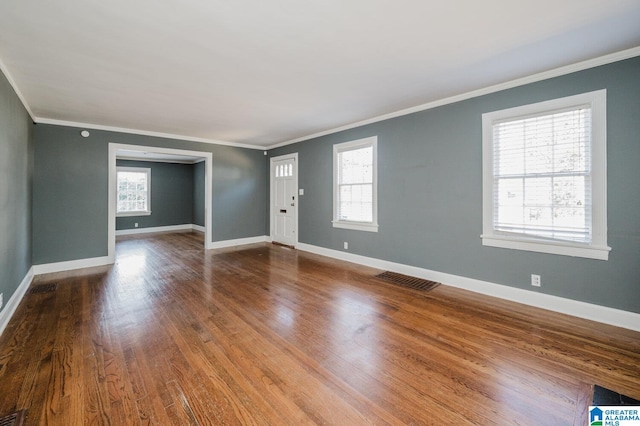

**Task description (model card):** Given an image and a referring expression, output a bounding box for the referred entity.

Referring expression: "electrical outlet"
[344,242,348,250]
[134,222,139,228]
[0,293,3,311]
[531,274,541,287]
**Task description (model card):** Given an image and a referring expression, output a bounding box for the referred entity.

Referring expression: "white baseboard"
[209,235,268,249]
[0,267,34,338]
[192,224,205,233]
[33,256,113,275]
[35,226,207,275]
[297,243,640,332]
[116,224,195,236]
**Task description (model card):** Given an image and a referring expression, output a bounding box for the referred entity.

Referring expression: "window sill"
[332,220,378,233]
[117,211,152,218]
[481,234,610,260]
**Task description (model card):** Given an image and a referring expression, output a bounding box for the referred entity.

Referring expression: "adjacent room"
[0,1,639,424]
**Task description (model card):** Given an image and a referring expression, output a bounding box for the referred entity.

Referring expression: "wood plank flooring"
[0,231,638,425]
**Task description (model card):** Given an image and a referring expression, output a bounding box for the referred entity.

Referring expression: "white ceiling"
[1,1,639,148]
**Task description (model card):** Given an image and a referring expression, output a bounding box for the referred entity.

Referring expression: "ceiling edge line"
[32,117,265,150]
[266,45,640,150]
[0,57,36,121]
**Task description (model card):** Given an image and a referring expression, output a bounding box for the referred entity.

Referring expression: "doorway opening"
[108,143,213,262]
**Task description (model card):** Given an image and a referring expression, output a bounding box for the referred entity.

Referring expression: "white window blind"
[482,90,610,260]
[338,146,373,222]
[333,136,378,232]
[493,106,591,242]
[116,167,151,216]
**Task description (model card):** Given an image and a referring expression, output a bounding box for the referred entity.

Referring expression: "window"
[333,136,378,232]
[482,90,610,260]
[275,162,293,177]
[116,167,151,216]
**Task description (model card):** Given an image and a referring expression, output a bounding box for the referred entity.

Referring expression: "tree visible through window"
[482,90,610,260]
[493,108,590,242]
[116,167,151,216]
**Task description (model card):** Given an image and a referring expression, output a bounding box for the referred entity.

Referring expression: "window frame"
[116,166,152,217]
[332,136,379,232]
[481,90,610,260]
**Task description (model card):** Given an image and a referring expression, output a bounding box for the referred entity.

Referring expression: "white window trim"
[116,166,152,217]
[481,90,610,260]
[333,136,379,232]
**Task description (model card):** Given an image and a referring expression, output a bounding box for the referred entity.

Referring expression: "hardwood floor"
[0,231,638,425]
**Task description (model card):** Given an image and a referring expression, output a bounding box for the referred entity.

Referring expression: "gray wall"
[33,125,267,264]
[0,70,33,306]
[192,161,205,227]
[270,56,640,314]
[116,160,195,230]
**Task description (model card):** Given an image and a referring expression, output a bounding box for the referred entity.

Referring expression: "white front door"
[271,154,297,247]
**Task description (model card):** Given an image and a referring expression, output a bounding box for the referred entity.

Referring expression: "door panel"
[271,156,297,246]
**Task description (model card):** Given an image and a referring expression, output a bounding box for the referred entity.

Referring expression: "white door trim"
[108,143,213,262]
[270,153,298,247]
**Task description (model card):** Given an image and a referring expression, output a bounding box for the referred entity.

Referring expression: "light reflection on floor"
[116,253,147,277]
[331,288,380,388]
[110,249,154,333]
[275,304,296,329]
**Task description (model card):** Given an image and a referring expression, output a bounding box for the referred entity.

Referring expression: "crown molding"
[34,117,265,150]
[0,58,36,121]
[4,44,639,151]
[267,46,640,149]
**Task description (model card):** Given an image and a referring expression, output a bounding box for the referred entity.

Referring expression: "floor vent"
[375,271,440,292]
[29,283,58,294]
[0,410,27,426]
